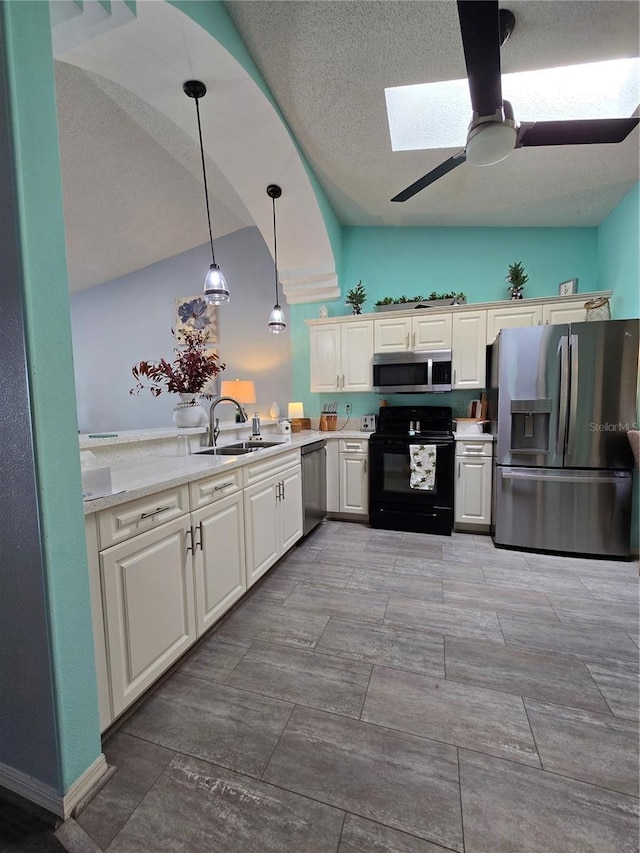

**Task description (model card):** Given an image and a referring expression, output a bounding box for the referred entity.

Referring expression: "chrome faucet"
[208,397,247,448]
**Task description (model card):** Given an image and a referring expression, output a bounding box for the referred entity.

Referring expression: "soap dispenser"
[252,412,261,437]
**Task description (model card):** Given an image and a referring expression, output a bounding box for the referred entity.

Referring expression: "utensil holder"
[319,414,338,431]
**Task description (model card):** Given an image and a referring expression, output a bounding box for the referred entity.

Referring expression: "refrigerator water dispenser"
[510,399,552,452]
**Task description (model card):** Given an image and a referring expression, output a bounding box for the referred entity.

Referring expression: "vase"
[173,394,207,428]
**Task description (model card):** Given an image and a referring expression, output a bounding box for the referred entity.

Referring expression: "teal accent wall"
[291,225,599,415]
[598,183,639,320]
[339,226,598,308]
[171,0,342,277]
[597,183,639,551]
[2,0,101,791]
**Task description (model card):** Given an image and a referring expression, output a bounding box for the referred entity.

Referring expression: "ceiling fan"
[391,0,639,202]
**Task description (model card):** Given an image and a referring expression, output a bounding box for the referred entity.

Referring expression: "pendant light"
[267,184,286,333]
[183,80,230,305]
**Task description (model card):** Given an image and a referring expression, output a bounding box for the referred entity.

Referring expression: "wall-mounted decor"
[175,295,218,344]
[558,278,578,296]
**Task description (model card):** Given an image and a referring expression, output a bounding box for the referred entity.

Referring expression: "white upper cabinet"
[373,315,411,352]
[310,318,373,392]
[486,303,543,344]
[412,313,453,350]
[452,310,487,389]
[373,313,452,352]
[309,322,342,393]
[542,302,587,325]
[307,293,609,395]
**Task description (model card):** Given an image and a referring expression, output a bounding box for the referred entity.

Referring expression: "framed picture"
[174,295,218,344]
[558,278,578,297]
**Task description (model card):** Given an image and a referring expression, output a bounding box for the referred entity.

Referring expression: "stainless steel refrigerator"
[489,320,638,558]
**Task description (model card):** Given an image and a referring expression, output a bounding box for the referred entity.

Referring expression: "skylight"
[385,58,639,151]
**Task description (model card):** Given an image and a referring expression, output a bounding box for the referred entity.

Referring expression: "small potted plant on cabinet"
[506,261,528,300]
[345,280,367,314]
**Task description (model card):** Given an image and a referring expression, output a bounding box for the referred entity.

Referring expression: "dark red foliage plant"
[130,329,225,399]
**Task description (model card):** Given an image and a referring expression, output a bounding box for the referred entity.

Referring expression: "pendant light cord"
[272,194,279,304]
[194,95,216,265]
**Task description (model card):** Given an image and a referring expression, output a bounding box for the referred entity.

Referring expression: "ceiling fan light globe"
[203,263,230,304]
[268,304,286,333]
[466,122,517,166]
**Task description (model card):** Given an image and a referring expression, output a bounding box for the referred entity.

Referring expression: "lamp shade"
[220,379,256,404]
[203,263,230,305]
[287,402,304,419]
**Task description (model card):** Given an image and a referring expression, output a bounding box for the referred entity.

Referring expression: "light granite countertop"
[82,429,371,515]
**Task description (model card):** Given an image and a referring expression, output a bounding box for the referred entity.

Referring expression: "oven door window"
[370,439,454,506]
[383,447,436,494]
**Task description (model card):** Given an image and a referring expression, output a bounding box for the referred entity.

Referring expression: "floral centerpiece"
[130,328,225,427]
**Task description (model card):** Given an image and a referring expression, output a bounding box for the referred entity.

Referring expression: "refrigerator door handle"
[501,471,623,485]
[567,334,579,458]
[556,335,570,457]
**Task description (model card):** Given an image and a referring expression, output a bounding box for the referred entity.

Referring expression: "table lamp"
[221,379,256,421]
[288,402,304,432]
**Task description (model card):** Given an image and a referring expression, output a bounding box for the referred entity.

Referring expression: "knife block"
[319,414,337,431]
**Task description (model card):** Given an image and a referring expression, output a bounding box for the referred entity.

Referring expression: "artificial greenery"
[506,261,528,298]
[375,291,466,306]
[345,280,367,313]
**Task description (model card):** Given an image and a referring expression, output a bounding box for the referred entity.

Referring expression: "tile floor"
[71,522,639,852]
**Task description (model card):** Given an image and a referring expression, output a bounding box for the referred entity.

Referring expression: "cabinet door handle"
[412,331,415,348]
[196,521,203,551]
[341,374,345,389]
[453,369,457,385]
[213,481,234,492]
[140,505,172,520]
[281,479,285,501]
[186,526,195,556]
[457,462,461,478]
[364,459,367,474]
[406,332,410,349]
[345,442,361,449]
[336,374,340,389]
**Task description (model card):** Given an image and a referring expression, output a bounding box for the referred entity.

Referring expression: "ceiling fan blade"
[517,117,639,147]
[457,0,502,118]
[391,152,467,202]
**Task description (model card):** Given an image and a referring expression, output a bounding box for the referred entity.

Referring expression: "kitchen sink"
[196,441,280,456]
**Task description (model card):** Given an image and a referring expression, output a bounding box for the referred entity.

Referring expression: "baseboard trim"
[0,754,108,819]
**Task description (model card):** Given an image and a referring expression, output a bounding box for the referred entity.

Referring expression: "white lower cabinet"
[244,463,303,587]
[100,516,196,718]
[192,491,246,636]
[339,441,368,515]
[454,439,493,530]
[91,450,304,729]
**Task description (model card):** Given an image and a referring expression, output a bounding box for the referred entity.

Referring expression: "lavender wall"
[71,227,292,432]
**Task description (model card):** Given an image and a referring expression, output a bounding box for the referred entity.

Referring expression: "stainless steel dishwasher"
[301,439,327,536]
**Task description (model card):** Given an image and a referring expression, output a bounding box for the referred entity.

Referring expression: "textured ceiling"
[54,61,253,293]
[53,1,639,293]
[226,0,639,227]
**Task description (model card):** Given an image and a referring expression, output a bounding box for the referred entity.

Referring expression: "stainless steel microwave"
[372,350,452,393]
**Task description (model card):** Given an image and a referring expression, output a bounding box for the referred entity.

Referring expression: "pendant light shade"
[267,184,286,334]
[183,80,230,305]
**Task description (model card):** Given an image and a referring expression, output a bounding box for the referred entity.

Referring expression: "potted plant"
[345,280,367,314]
[130,328,225,427]
[506,261,528,300]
